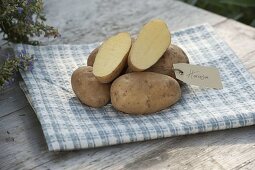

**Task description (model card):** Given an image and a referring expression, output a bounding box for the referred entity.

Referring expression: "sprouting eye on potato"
[71,19,189,114]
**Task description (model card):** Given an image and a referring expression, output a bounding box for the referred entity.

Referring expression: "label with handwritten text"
[173,63,223,89]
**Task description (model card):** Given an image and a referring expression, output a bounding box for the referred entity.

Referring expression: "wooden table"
[1,0,255,169]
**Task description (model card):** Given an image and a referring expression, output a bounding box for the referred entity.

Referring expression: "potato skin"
[146,44,189,79]
[145,47,174,76]
[126,44,189,81]
[87,47,99,66]
[110,72,181,114]
[71,66,111,107]
[170,44,189,64]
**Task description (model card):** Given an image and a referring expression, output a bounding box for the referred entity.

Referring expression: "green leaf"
[220,0,255,7]
[229,13,243,20]
[251,19,255,27]
[186,0,198,5]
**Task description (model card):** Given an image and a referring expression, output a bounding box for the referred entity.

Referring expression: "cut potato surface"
[93,32,132,83]
[128,19,171,71]
[87,38,135,67]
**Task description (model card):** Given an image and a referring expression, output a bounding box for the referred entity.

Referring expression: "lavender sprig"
[0,0,60,45]
[0,50,34,90]
[0,0,59,90]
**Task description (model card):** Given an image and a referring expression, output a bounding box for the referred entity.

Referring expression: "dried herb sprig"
[0,0,59,90]
[0,49,34,90]
[0,0,60,45]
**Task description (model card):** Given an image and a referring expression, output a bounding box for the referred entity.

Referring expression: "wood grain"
[1,0,255,169]
[42,0,226,44]
[0,86,29,118]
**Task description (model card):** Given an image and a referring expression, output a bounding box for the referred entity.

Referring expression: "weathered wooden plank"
[42,0,226,44]
[0,105,254,170]
[0,105,180,170]
[1,106,254,170]
[235,159,255,170]
[0,84,29,118]
[214,19,255,64]
[123,127,255,170]
[1,0,255,170]
[214,20,255,84]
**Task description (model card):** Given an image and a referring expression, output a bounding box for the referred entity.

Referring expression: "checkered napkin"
[16,24,255,151]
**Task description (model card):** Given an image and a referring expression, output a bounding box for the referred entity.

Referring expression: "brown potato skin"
[146,44,189,79]
[170,44,189,64]
[145,47,174,76]
[126,44,189,81]
[71,66,111,107]
[87,47,99,66]
[110,72,181,114]
[125,67,132,74]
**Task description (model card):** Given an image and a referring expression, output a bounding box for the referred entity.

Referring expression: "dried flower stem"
[0,0,59,90]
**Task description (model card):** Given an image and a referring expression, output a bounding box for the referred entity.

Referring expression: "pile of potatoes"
[71,19,189,115]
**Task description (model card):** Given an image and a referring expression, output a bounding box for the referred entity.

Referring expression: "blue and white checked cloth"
[16,24,255,151]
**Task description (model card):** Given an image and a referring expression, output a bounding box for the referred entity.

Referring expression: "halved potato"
[128,19,171,71]
[87,47,99,66]
[87,38,135,67]
[93,32,132,83]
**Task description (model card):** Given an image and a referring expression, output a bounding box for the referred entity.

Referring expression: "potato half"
[87,47,99,66]
[87,38,135,67]
[93,32,132,83]
[128,19,171,71]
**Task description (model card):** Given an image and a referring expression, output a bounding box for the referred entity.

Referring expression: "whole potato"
[146,44,189,79]
[71,66,111,107]
[126,44,189,80]
[125,67,133,74]
[145,47,174,76]
[111,72,181,114]
[170,44,189,64]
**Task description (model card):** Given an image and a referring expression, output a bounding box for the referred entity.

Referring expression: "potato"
[71,66,111,107]
[145,47,174,76]
[87,38,135,67]
[93,32,132,83]
[125,67,132,74]
[126,45,189,77]
[146,44,189,79]
[111,72,181,114]
[170,44,189,66]
[128,19,171,71]
[87,46,129,76]
[87,47,99,66]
